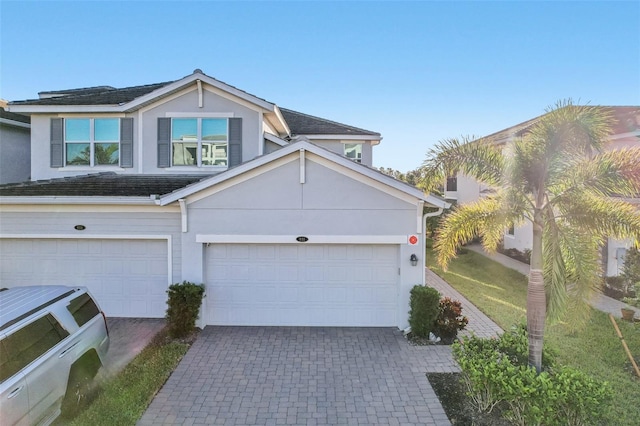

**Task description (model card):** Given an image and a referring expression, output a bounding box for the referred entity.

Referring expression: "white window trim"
[343,142,363,163]
[64,118,120,167]
[170,117,229,168]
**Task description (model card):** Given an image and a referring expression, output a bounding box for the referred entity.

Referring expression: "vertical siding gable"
[120,118,134,168]
[228,117,242,167]
[157,117,171,168]
[50,118,64,167]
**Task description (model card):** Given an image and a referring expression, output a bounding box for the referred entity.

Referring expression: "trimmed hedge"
[453,325,611,426]
[408,285,440,338]
[166,281,205,338]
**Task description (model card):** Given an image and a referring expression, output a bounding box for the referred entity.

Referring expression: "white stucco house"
[445,106,640,277]
[0,69,447,329]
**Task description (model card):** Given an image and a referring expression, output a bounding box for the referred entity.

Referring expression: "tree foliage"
[420,100,640,372]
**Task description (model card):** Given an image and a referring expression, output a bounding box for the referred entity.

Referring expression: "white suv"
[0,286,110,425]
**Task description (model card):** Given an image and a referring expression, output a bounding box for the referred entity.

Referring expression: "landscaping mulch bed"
[427,372,510,426]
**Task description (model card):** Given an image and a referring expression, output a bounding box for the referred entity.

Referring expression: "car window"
[67,293,100,327]
[0,314,70,383]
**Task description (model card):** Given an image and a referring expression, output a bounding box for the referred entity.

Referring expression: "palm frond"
[550,148,640,200]
[420,136,504,192]
[556,194,640,243]
[543,207,568,320]
[434,198,505,270]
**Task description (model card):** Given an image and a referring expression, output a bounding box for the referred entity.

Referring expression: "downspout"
[179,199,188,233]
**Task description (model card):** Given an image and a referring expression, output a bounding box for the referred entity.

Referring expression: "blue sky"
[1,1,639,171]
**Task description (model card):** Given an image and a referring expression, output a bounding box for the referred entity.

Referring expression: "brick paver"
[425,268,503,339]
[139,327,454,425]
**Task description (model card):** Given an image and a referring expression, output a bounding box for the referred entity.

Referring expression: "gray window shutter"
[50,118,64,167]
[228,118,242,167]
[157,117,171,168]
[120,118,134,168]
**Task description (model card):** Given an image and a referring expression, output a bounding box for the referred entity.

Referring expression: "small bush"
[166,281,205,339]
[408,285,440,338]
[433,297,468,344]
[453,325,610,426]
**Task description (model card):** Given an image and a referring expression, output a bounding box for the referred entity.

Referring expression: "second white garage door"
[205,244,399,326]
[0,238,169,318]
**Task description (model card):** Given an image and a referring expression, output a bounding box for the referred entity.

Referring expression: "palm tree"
[420,101,640,372]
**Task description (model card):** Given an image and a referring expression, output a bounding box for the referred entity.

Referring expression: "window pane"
[65,119,90,142]
[95,143,119,165]
[344,144,362,162]
[172,119,197,142]
[66,143,90,165]
[202,119,227,141]
[67,294,100,327]
[202,143,227,166]
[172,142,197,165]
[94,118,119,141]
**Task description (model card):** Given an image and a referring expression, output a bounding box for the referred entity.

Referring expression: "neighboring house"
[446,106,640,277]
[0,103,31,183]
[0,69,447,329]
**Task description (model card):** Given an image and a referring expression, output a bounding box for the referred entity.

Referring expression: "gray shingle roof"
[0,173,213,197]
[280,108,380,137]
[0,108,30,124]
[10,82,174,106]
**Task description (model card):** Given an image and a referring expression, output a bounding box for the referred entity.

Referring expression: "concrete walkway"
[465,243,640,320]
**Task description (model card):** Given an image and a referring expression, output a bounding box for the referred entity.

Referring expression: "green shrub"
[166,281,205,338]
[408,285,440,338]
[453,325,609,425]
[433,297,468,343]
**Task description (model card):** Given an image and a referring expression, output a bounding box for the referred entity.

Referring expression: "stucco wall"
[0,123,30,183]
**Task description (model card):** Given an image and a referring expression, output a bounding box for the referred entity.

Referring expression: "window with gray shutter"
[157,117,171,168]
[228,117,242,167]
[120,118,134,168]
[50,118,64,167]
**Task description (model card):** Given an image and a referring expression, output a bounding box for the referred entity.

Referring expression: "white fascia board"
[0,118,30,128]
[196,235,408,244]
[301,134,382,141]
[0,196,157,205]
[7,105,121,113]
[125,73,276,112]
[0,204,179,213]
[272,106,291,136]
[160,140,448,208]
[264,132,289,147]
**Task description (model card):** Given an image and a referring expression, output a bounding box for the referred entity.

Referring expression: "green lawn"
[58,328,189,426]
[427,244,640,425]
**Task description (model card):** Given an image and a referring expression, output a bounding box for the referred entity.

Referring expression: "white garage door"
[205,244,399,326]
[0,238,168,318]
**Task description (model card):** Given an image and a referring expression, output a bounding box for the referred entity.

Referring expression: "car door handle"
[59,341,80,357]
[8,385,24,399]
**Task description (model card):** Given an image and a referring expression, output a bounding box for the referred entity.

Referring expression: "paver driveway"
[139,327,456,425]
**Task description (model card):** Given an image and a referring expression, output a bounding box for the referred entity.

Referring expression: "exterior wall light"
[74,225,86,231]
[410,254,418,266]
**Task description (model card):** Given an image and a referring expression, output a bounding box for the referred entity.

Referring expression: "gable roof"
[0,141,448,209]
[7,70,380,138]
[159,140,447,208]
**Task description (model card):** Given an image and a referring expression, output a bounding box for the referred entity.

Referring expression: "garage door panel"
[205,244,398,326]
[0,238,168,318]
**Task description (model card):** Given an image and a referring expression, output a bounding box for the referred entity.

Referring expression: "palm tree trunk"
[527,216,546,373]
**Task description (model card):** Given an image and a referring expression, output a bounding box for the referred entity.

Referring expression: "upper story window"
[171,118,228,166]
[65,118,120,166]
[446,176,458,192]
[344,143,362,163]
